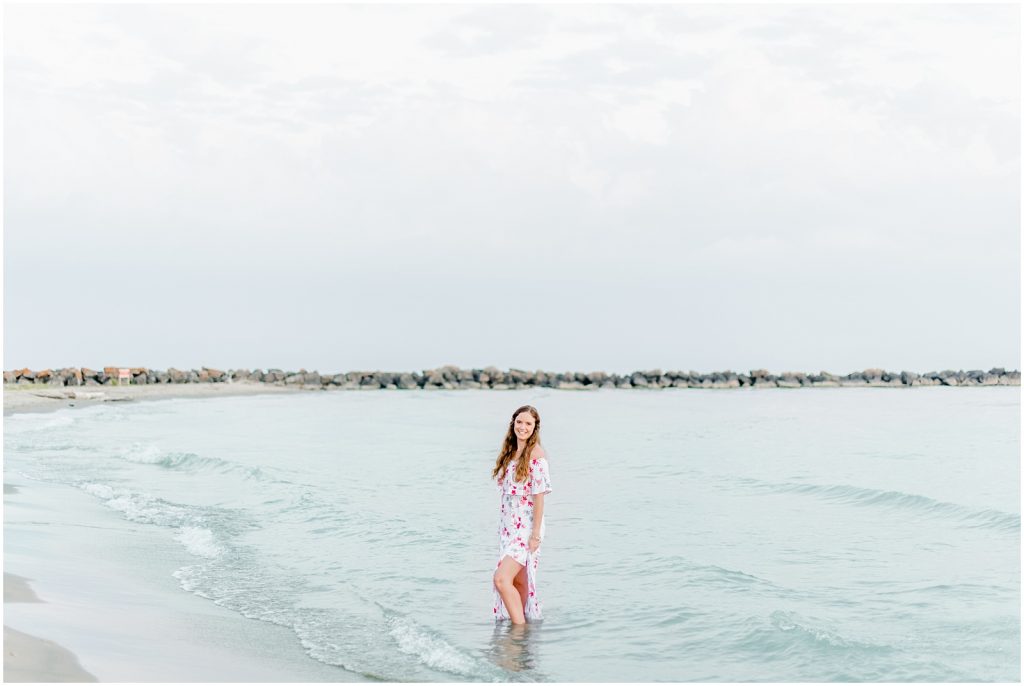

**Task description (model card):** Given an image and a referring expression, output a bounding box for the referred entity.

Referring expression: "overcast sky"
[4,3,1020,375]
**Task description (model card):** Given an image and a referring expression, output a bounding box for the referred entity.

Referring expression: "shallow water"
[4,387,1019,681]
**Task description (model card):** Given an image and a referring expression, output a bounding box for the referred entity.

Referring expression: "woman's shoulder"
[528,446,548,463]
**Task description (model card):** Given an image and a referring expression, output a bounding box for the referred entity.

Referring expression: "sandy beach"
[4,573,98,682]
[3,381,305,416]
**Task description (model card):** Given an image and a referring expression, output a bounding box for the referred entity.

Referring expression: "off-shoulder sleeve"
[530,457,552,495]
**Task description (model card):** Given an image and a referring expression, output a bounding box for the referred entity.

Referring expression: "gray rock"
[630,373,649,387]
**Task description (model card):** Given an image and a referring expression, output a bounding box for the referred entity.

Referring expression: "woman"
[491,405,553,624]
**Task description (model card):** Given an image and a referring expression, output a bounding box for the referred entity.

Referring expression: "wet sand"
[4,574,97,682]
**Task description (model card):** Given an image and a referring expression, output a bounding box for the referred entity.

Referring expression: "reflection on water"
[486,621,547,677]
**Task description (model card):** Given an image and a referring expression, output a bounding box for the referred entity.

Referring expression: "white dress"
[492,455,553,621]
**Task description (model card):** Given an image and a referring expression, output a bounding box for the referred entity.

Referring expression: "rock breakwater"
[3,366,1019,390]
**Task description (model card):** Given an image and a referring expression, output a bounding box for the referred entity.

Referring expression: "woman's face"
[514,412,536,441]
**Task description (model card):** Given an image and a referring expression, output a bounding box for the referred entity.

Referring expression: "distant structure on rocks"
[2,366,1019,389]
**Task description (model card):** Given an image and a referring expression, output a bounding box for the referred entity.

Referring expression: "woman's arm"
[530,493,545,548]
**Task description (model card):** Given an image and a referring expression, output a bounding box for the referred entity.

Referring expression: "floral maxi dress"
[493,456,553,621]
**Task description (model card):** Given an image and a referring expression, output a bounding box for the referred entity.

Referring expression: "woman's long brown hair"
[492,405,542,485]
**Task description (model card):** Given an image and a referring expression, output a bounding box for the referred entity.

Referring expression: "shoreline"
[3,479,368,682]
[4,573,98,683]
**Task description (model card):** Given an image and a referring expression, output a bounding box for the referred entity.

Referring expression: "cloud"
[3,4,1018,371]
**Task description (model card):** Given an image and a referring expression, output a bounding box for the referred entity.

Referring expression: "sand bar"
[3,381,305,416]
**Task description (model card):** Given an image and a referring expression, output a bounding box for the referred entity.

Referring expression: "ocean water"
[3,387,1019,682]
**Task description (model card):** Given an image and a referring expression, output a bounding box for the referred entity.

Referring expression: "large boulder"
[203,368,227,382]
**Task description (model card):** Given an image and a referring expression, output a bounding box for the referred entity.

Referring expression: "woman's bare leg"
[493,556,526,625]
[513,565,529,616]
